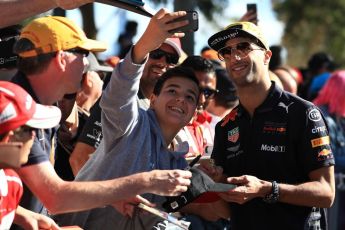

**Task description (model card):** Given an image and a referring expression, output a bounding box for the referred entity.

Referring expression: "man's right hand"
[146,169,192,196]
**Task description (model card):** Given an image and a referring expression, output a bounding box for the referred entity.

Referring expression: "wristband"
[263,181,279,204]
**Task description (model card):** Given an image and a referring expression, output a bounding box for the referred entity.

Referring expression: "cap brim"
[25,104,61,129]
[78,39,108,52]
[87,52,114,72]
[91,65,113,72]
[208,29,256,51]
[193,183,236,203]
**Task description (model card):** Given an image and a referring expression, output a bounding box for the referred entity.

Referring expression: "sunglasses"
[200,87,218,99]
[66,48,90,57]
[217,42,264,61]
[149,49,179,65]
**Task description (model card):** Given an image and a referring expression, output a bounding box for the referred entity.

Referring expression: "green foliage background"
[273,0,345,68]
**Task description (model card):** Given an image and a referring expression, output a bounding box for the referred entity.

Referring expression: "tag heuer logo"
[228,127,239,143]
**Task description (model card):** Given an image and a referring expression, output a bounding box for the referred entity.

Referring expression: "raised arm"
[100,8,189,138]
[0,0,93,28]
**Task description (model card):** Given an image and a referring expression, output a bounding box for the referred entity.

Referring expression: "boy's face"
[150,77,199,131]
[0,126,35,168]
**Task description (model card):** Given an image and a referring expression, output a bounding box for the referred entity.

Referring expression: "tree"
[272,0,345,68]
[54,0,228,56]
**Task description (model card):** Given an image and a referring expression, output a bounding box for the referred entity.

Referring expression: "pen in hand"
[185,154,201,170]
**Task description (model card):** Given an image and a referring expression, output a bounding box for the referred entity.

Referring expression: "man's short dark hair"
[181,55,215,74]
[13,38,56,75]
[153,66,200,103]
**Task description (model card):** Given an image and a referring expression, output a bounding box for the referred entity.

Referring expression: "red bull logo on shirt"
[317,148,332,161]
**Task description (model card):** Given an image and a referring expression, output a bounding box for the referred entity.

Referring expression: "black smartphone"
[246,3,257,24]
[169,11,199,33]
[247,3,257,14]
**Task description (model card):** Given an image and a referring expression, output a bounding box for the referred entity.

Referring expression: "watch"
[263,181,279,204]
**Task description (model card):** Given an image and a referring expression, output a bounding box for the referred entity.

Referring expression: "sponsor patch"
[227,144,240,152]
[317,148,332,161]
[226,150,243,159]
[261,144,286,152]
[263,122,287,134]
[308,108,322,122]
[312,126,327,134]
[277,102,294,113]
[228,127,239,143]
[311,136,330,148]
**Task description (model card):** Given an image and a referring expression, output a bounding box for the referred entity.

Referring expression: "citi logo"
[312,126,326,134]
[261,144,286,152]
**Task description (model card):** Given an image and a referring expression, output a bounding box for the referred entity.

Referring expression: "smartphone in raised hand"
[246,3,257,24]
[169,11,199,33]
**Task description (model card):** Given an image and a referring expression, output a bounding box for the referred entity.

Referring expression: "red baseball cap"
[0,81,61,135]
[162,168,236,212]
[164,37,183,57]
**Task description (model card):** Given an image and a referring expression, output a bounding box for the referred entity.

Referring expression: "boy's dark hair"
[153,66,200,101]
[13,38,56,75]
[181,55,215,74]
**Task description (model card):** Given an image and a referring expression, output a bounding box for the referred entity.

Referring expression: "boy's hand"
[133,8,188,64]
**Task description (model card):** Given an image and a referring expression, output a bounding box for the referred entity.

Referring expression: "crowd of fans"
[0,1,344,230]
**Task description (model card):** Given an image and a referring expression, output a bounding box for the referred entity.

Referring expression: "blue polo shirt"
[212,82,335,230]
[11,71,57,215]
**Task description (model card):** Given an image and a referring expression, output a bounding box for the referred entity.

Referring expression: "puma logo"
[278,102,294,113]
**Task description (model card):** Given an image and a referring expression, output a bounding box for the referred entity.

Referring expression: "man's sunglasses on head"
[149,49,179,65]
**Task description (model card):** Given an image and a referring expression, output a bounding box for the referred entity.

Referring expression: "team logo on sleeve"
[311,136,330,148]
[228,127,239,143]
[317,148,332,161]
[308,109,322,122]
[221,108,238,127]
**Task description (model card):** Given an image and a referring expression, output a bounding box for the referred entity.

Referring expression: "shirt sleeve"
[211,122,227,170]
[22,129,54,166]
[100,49,146,151]
[298,105,335,174]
